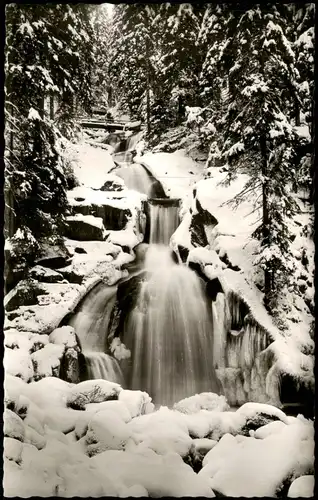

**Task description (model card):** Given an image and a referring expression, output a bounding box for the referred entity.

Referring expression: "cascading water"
[122,245,221,406]
[116,164,155,197]
[68,282,123,384]
[148,201,180,245]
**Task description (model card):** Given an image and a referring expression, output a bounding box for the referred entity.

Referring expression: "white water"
[122,245,221,406]
[149,204,180,245]
[85,351,125,385]
[68,282,124,383]
[116,164,155,197]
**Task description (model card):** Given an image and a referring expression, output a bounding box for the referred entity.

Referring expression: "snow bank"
[91,449,215,497]
[69,142,116,189]
[200,419,314,497]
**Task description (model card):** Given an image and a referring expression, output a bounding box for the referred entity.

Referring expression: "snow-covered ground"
[4,376,314,497]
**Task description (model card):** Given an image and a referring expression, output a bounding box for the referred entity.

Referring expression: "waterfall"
[85,351,125,385]
[68,282,124,383]
[148,203,180,245]
[122,245,221,406]
[116,164,155,197]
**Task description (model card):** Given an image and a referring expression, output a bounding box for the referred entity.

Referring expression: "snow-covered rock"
[67,379,122,410]
[287,475,314,498]
[49,325,78,349]
[65,214,107,241]
[31,343,65,380]
[85,409,131,456]
[4,409,25,441]
[200,419,314,497]
[118,389,155,419]
[4,346,34,381]
[91,449,215,497]
[85,400,132,423]
[173,392,229,414]
[28,265,65,283]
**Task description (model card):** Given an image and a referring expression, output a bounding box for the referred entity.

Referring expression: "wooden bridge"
[80,119,142,132]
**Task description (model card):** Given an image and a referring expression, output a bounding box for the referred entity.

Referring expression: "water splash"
[122,245,221,406]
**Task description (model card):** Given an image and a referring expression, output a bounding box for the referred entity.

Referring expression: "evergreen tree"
[219,5,304,308]
[5,4,94,263]
[109,4,156,129]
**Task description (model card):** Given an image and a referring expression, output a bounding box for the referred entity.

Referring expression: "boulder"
[287,475,314,498]
[190,198,218,247]
[31,343,65,381]
[4,347,34,382]
[67,379,122,410]
[59,348,81,384]
[28,266,65,283]
[64,215,107,241]
[4,279,48,312]
[4,409,25,442]
[35,243,72,269]
[85,410,131,456]
[174,393,229,414]
[72,204,131,231]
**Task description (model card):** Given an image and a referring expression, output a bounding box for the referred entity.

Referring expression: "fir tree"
[5,4,94,264]
[219,5,304,308]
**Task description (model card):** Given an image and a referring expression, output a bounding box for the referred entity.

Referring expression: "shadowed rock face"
[71,203,131,231]
[190,198,218,247]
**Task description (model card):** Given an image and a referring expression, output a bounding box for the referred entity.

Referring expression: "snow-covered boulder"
[4,346,34,381]
[4,279,48,312]
[200,419,314,497]
[4,409,25,441]
[91,448,215,497]
[173,392,229,414]
[35,243,72,269]
[64,214,107,241]
[287,475,314,498]
[31,343,65,380]
[85,409,131,456]
[236,402,289,434]
[49,325,78,349]
[85,400,132,423]
[118,389,154,419]
[28,265,65,283]
[67,379,122,410]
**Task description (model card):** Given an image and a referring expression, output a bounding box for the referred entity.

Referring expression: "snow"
[288,475,314,498]
[141,150,202,207]
[200,419,314,497]
[235,402,289,424]
[173,392,230,414]
[91,449,215,497]
[85,409,131,456]
[67,379,122,409]
[118,390,155,419]
[66,141,116,190]
[68,184,146,210]
[110,337,131,360]
[49,325,78,349]
[4,346,34,381]
[85,400,132,423]
[31,343,65,379]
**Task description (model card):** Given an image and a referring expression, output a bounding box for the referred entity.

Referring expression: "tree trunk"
[50,94,54,120]
[294,98,300,126]
[146,38,151,137]
[260,132,271,307]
